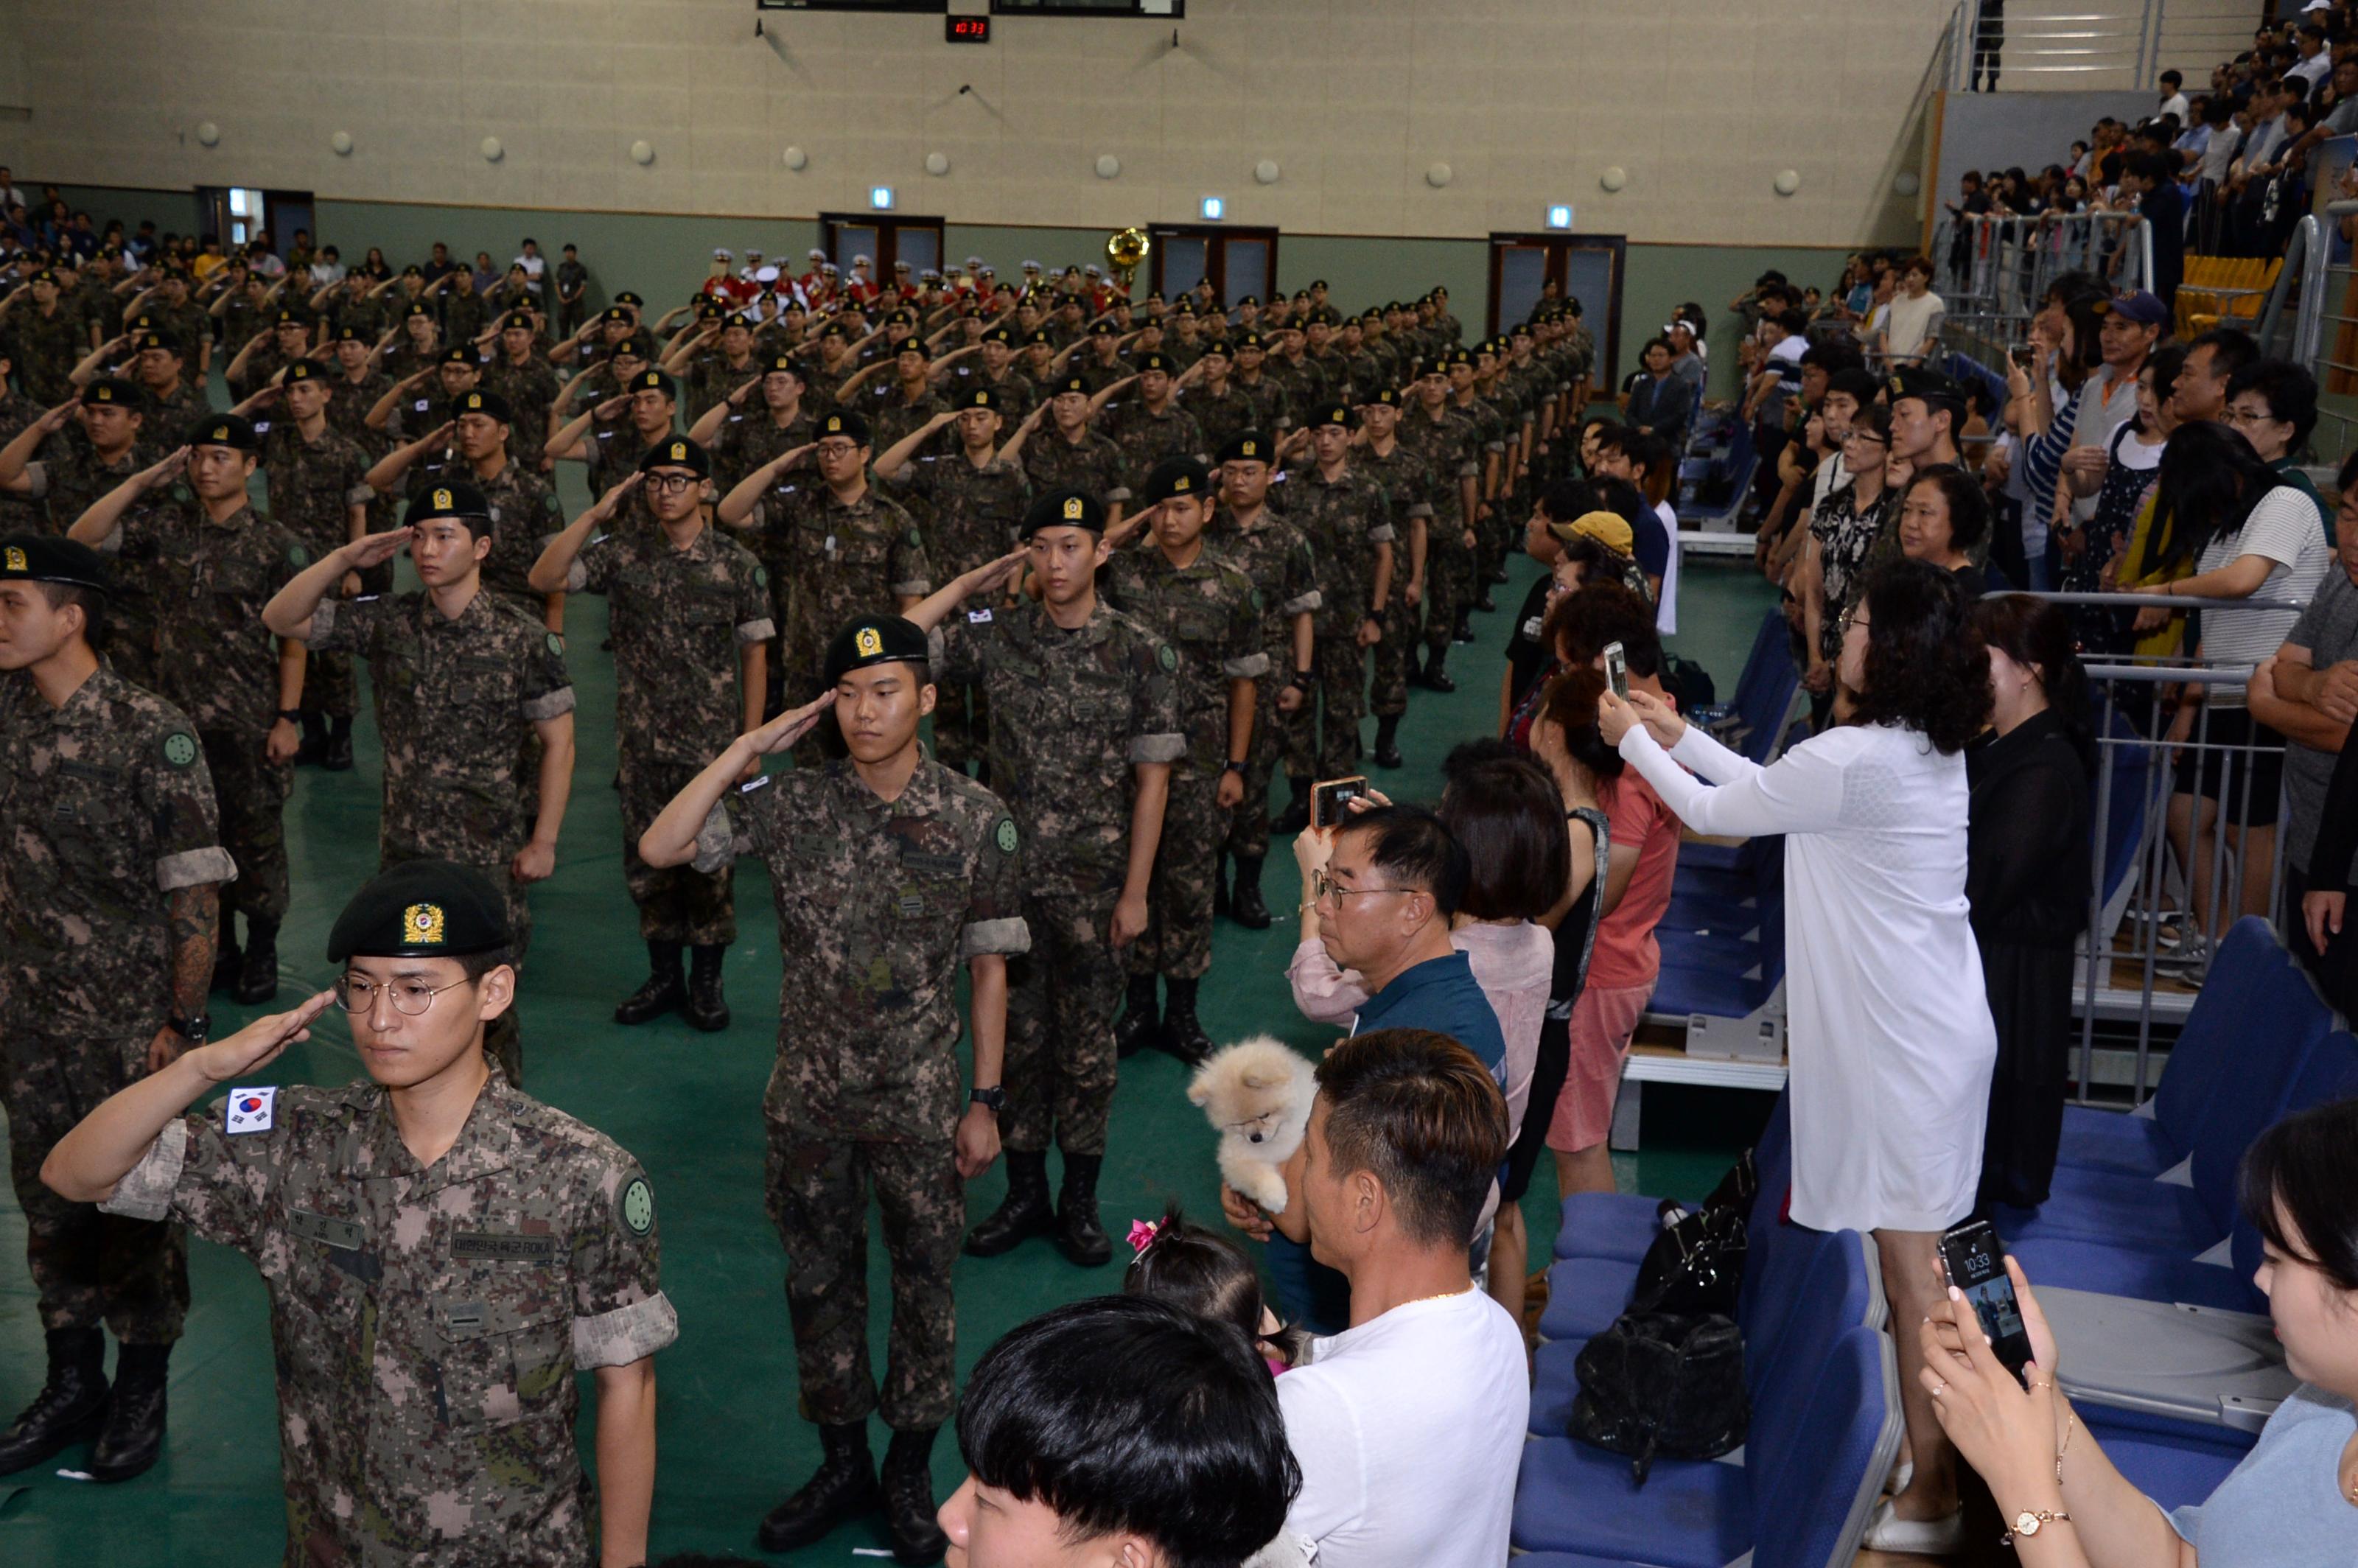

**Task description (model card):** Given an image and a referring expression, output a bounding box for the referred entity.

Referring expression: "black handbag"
[1569,1311,1749,1484]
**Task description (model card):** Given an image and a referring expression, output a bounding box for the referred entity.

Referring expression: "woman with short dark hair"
[1599,558,1998,1552]
[1899,463,2002,594]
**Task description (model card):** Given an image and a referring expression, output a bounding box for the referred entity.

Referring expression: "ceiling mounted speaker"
[1600,166,1627,192]
[480,136,504,162]
[196,122,220,147]
[1254,158,1280,184]
[783,145,808,170]
[1774,168,1802,196]
[1096,154,1121,179]
[330,131,353,155]
[630,140,654,166]
[1426,162,1453,188]
[926,150,951,176]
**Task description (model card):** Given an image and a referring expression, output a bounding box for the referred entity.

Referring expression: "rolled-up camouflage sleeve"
[1222,569,1269,682]
[1283,534,1323,617]
[139,717,236,892]
[567,534,615,597]
[962,810,1031,959]
[1366,483,1397,547]
[570,1158,679,1369]
[518,625,576,723]
[101,1102,280,1261]
[888,521,933,600]
[735,551,775,645]
[304,591,388,654]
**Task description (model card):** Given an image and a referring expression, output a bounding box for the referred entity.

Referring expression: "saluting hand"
[188,989,339,1085]
[744,691,837,757]
[342,525,414,571]
[139,446,190,491]
[592,472,644,521]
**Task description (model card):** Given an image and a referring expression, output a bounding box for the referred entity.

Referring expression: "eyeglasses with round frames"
[335,975,472,1017]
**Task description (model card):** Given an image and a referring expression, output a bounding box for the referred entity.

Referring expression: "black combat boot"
[756,1421,881,1553]
[1474,589,1498,613]
[293,711,326,767]
[1113,974,1162,1060]
[1159,977,1213,1067]
[210,917,242,997]
[1452,610,1477,645]
[0,1328,108,1477]
[1373,714,1404,770]
[88,1341,168,1483]
[234,919,281,1005]
[1229,855,1273,931]
[1213,849,1231,919]
[684,945,731,1032]
[1273,777,1313,835]
[322,715,355,772]
[614,942,685,1025]
[881,1426,949,1565]
[1417,645,1457,693]
[964,1150,1056,1257]
[1056,1154,1112,1267]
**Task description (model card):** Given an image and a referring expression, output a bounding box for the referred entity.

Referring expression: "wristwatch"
[1223,759,1248,774]
[2001,1508,2071,1544]
[167,1012,210,1045]
[969,1085,1007,1113]
[1289,668,1315,690]
[276,708,303,724]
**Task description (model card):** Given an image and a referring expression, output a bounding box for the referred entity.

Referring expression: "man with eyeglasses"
[0,534,231,1484]
[263,480,577,1087]
[903,489,1183,1268]
[717,408,931,749]
[1221,804,1505,1336]
[41,858,674,1568]
[641,612,1027,1561]
[531,438,771,1031]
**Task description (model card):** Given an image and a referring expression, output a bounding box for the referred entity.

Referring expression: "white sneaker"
[1859,1497,1966,1555]
[1886,1457,1914,1496]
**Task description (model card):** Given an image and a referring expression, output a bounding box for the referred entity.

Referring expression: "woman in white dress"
[1598,557,1998,1555]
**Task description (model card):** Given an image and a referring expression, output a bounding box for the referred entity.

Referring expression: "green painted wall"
[59,187,1848,399]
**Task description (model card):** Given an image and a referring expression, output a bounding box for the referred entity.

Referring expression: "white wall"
[12,0,1952,250]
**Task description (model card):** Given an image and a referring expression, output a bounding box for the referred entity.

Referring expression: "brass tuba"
[1106,226,1150,295]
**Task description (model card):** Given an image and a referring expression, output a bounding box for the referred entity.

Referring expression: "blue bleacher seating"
[1553,1094,1791,1266]
[1684,611,1801,878]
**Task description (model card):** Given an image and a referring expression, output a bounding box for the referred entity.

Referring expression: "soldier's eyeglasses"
[643,474,699,495]
[814,441,860,458]
[336,976,471,1016]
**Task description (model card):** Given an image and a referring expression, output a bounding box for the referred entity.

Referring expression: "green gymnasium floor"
[0,482,1782,1561]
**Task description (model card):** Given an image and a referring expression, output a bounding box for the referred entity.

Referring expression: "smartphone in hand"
[1938,1219,2035,1387]
[1312,776,1367,830]
[1603,640,1629,701]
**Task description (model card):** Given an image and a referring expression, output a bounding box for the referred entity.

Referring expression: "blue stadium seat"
[1684,611,1799,876]
[1552,1093,1791,1266]
[2054,919,2312,1180]
[2086,1419,2249,1513]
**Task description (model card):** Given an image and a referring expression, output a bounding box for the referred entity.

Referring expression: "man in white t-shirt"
[513,237,547,297]
[2156,70,2190,126]
[1265,1029,1528,1568]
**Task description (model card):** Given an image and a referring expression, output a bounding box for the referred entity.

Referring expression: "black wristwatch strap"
[168,1012,210,1044]
[277,708,303,724]
[969,1085,1006,1112]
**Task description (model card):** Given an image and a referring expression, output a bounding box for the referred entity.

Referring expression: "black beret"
[1216,432,1274,464]
[638,435,711,478]
[271,308,305,326]
[1234,332,1266,349]
[1886,366,1967,414]
[281,357,332,385]
[1046,371,1091,398]
[761,351,805,377]
[981,326,1015,346]
[817,409,872,444]
[501,312,537,332]
[724,312,756,330]
[628,368,676,398]
[1135,351,1172,374]
[0,533,110,594]
[1308,402,1357,430]
[326,858,511,962]
[407,479,491,525]
[334,323,368,343]
[1444,349,1474,368]
[1197,338,1232,357]
[1143,457,1211,505]
[132,331,179,355]
[959,387,1001,413]
[403,301,433,321]
[1360,386,1405,408]
[439,346,478,367]
[1024,329,1056,348]
[1236,295,1262,307]
[188,414,260,452]
[822,615,930,687]
[895,335,929,358]
[1089,320,1117,337]
[1023,488,1105,537]
[601,306,632,325]
[452,388,512,423]
[80,376,142,407]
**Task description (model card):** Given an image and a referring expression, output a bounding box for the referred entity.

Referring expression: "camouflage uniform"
[259,419,376,722]
[1350,438,1437,719]
[216,293,267,359]
[477,354,561,464]
[1396,401,1483,655]
[686,351,763,424]
[327,368,398,450]
[940,366,1035,427]
[738,480,931,712]
[884,453,1030,774]
[227,340,295,402]
[1072,352,1130,397]
[413,455,564,619]
[16,434,166,677]
[1273,464,1395,782]
[1207,508,1323,862]
[1020,428,1132,510]
[727,757,1028,1428]
[304,589,575,1085]
[565,522,772,944]
[441,287,489,351]
[99,497,305,923]
[140,379,203,430]
[148,301,212,368]
[1269,351,1332,413]
[99,1074,675,1568]
[1180,382,1260,461]
[6,302,88,405]
[1101,547,1267,979]
[863,384,951,458]
[1,667,231,1345]
[933,601,1184,1155]
[1230,371,1293,436]
[708,404,817,494]
[1104,402,1208,497]
[0,388,44,535]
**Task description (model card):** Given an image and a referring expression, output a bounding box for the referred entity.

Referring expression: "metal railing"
[2021,594,2307,1107]
[1934,209,2155,367]
[2290,197,2358,461]
[1942,0,2258,94]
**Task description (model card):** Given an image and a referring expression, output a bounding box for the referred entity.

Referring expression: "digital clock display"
[945,15,990,42]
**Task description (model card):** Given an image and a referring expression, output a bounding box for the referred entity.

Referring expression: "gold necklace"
[1396,1284,1476,1310]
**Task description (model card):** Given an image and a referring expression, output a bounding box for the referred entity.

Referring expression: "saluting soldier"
[1018,369,1131,534]
[1101,458,1264,1066]
[1101,351,1208,497]
[1227,331,1293,438]
[368,387,564,627]
[477,311,562,466]
[0,536,232,1485]
[641,614,1026,1564]
[716,408,931,738]
[1205,433,1318,929]
[0,345,44,535]
[262,481,576,1087]
[687,349,816,495]
[41,859,674,1568]
[242,360,377,769]
[1348,385,1438,767]
[70,416,309,1005]
[872,387,1032,777]
[0,377,161,567]
[903,489,1183,1267]
[530,437,771,1031]
[4,270,90,405]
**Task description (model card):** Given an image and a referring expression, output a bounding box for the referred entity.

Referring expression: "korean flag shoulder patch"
[224,1085,278,1135]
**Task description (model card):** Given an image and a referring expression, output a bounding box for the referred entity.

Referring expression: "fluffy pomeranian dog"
[1186,1035,1318,1215]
